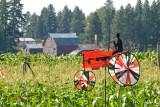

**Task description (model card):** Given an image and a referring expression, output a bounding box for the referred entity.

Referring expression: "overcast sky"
[21,0,155,16]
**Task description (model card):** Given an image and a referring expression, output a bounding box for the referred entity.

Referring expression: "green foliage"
[0,80,159,106]
[28,13,38,38]
[22,11,31,37]
[83,12,102,44]
[7,0,25,49]
[0,53,83,66]
[0,0,24,53]
[0,52,159,106]
[0,49,157,66]
[70,6,85,36]
[100,0,115,50]
[27,4,57,39]
[47,4,57,33]
[56,5,72,33]
[133,49,157,65]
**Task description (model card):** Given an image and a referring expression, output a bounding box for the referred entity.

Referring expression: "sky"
[21,0,155,16]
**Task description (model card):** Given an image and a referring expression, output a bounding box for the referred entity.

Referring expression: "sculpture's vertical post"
[95,34,97,50]
[23,58,27,76]
[105,67,106,106]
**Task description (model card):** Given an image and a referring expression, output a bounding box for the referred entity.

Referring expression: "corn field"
[0,50,159,106]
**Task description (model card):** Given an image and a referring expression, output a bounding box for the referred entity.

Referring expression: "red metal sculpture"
[74,46,140,90]
[74,34,140,106]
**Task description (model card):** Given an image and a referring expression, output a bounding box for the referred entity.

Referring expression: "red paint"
[126,71,131,85]
[82,48,125,70]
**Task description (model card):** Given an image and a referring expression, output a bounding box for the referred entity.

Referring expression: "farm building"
[69,44,95,55]
[17,38,36,47]
[23,44,43,54]
[43,33,80,56]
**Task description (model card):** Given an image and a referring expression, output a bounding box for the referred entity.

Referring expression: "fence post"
[157,40,160,69]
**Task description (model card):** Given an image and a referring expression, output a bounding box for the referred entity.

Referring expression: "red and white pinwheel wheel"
[74,70,96,91]
[108,53,140,86]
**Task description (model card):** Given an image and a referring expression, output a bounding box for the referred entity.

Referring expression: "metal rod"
[26,63,35,77]
[23,62,26,76]
[83,53,86,72]
[95,34,97,51]
[23,58,27,76]
[105,67,106,106]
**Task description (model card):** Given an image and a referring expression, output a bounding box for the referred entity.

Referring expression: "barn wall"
[57,45,78,56]
[30,49,43,54]
[43,36,57,56]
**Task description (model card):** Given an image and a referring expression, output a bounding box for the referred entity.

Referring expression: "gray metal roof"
[25,44,43,49]
[49,33,77,38]
[48,33,80,46]
[78,44,95,50]
[19,38,35,42]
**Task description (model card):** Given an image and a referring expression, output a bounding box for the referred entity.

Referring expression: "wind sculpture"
[74,34,140,106]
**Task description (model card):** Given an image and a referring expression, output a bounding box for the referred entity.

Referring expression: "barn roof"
[19,38,35,42]
[24,44,43,49]
[69,44,96,56]
[78,44,95,50]
[48,33,80,46]
[69,50,82,56]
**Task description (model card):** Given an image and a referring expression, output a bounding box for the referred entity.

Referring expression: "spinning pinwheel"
[108,53,140,86]
[74,70,96,91]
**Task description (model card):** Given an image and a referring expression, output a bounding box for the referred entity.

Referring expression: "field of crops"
[0,50,159,106]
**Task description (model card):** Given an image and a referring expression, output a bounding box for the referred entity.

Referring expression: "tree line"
[0,0,24,53]
[0,0,160,53]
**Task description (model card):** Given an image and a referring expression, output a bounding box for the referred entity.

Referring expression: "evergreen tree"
[157,0,160,40]
[96,6,107,46]
[111,6,125,47]
[142,0,152,50]
[36,17,44,39]
[105,0,115,50]
[70,6,85,36]
[22,11,31,37]
[47,4,56,33]
[39,7,48,37]
[0,21,6,53]
[122,4,135,51]
[7,0,25,52]
[83,12,102,44]
[57,6,72,33]
[0,0,9,52]
[36,4,57,39]
[134,0,143,50]
[56,11,63,33]
[150,0,159,49]
[28,13,38,38]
